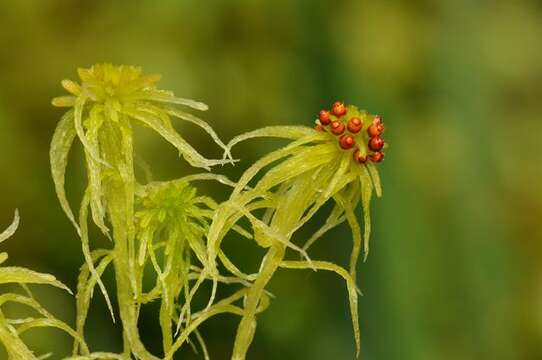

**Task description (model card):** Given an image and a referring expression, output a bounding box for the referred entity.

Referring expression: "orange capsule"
[367,122,384,137]
[319,110,331,125]
[347,117,363,133]
[369,152,384,162]
[332,101,347,117]
[330,121,345,135]
[339,134,355,149]
[353,149,367,163]
[368,136,384,151]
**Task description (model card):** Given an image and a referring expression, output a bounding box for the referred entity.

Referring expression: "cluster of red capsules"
[315,101,385,163]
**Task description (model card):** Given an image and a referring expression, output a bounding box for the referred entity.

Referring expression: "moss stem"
[231,244,285,360]
[101,120,159,360]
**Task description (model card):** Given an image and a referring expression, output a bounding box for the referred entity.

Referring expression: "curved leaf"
[0,267,71,294]
[50,110,80,234]
[0,210,20,243]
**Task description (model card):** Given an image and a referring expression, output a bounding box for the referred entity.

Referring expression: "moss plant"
[134,175,253,356]
[51,64,234,359]
[42,64,386,359]
[0,211,86,359]
[203,102,386,359]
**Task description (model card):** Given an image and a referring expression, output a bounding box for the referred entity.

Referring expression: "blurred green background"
[0,0,541,359]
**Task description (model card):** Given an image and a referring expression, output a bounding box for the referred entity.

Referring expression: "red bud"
[369,152,384,162]
[330,121,345,135]
[332,101,347,117]
[369,136,384,151]
[319,110,331,125]
[339,135,356,149]
[347,117,363,133]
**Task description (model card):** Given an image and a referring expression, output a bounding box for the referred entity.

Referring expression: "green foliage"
[0,211,85,359]
[0,64,386,359]
[50,64,244,359]
[204,105,384,359]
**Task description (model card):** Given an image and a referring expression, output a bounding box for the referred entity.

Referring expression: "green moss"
[0,211,85,359]
[47,65,386,359]
[51,64,234,359]
[204,104,386,359]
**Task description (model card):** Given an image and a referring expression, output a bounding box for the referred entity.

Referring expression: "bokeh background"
[0,1,541,359]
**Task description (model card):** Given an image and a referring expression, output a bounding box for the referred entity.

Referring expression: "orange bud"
[369,152,384,162]
[339,135,355,149]
[368,136,384,151]
[347,117,363,133]
[330,121,345,135]
[332,101,347,117]
[367,123,384,137]
[319,110,331,125]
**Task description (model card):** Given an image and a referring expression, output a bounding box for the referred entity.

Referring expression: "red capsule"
[339,134,355,149]
[347,117,363,133]
[367,122,384,137]
[330,121,345,135]
[319,110,331,125]
[353,149,367,164]
[332,101,347,117]
[368,136,384,151]
[369,152,384,162]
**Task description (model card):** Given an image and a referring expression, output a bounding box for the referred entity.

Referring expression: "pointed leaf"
[0,210,20,243]
[0,267,71,294]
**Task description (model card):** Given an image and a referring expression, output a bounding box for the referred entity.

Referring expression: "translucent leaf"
[74,252,112,354]
[16,317,88,354]
[141,89,209,111]
[65,353,125,360]
[74,97,109,168]
[79,191,115,321]
[85,116,109,236]
[166,107,233,161]
[0,253,8,265]
[0,311,38,359]
[50,111,80,234]
[366,162,382,197]
[280,260,360,357]
[303,203,346,252]
[226,126,322,154]
[359,166,374,261]
[61,79,81,95]
[168,289,250,358]
[51,96,76,107]
[230,133,325,198]
[286,155,354,237]
[123,107,227,170]
[254,144,337,196]
[194,330,210,360]
[334,191,362,284]
[0,267,71,294]
[0,210,20,243]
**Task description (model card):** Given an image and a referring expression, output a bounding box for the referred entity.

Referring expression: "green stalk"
[232,169,324,360]
[231,244,285,359]
[100,120,159,360]
[0,311,38,360]
[158,224,185,354]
